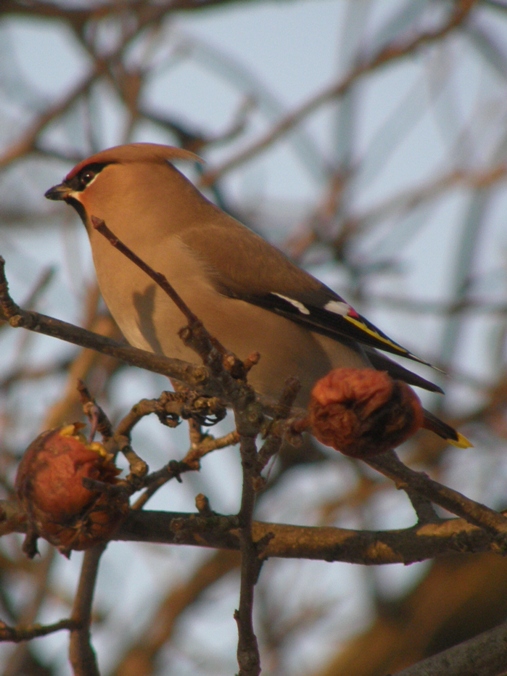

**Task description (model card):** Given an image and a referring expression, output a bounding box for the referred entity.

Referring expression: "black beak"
[45,182,72,201]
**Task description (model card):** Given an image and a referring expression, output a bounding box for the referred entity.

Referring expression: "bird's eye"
[67,163,106,192]
[80,169,96,188]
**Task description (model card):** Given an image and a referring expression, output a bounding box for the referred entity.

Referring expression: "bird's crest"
[65,143,203,181]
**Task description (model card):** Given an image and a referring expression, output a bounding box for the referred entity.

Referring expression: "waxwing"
[45,143,469,448]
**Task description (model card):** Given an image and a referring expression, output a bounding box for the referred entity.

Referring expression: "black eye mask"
[67,163,108,192]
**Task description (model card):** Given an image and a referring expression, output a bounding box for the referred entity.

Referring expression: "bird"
[45,143,470,448]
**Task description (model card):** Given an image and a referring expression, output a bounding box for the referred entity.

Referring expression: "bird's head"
[45,143,203,230]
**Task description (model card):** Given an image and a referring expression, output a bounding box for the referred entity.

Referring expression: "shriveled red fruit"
[15,424,129,556]
[309,368,424,458]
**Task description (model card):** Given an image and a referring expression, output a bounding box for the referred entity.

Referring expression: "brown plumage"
[45,143,470,448]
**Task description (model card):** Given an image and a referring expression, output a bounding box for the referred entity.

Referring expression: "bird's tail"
[422,409,472,448]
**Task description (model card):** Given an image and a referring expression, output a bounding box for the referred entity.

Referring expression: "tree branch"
[366,451,507,540]
[4,500,503,565]
[0,256,210,389]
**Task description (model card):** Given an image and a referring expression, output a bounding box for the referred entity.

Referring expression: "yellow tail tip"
[449,432,473,449]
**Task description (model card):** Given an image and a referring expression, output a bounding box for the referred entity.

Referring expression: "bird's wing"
[178,220,432,366]
[235,288,433,365]
[364,348,443,393]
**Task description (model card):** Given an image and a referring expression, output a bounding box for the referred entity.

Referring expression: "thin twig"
[256,376,302,472]
[0,618,79,643]
[132,429,240,510]
[235,435,261,676]
[91,217,200,327]
[77,380,148,482]
[69,544,106,676]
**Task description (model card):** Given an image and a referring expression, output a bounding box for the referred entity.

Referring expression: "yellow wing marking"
[344,315,408,354]
[449,432,473,449]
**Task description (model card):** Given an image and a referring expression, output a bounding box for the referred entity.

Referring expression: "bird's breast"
[88,229,368,404]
